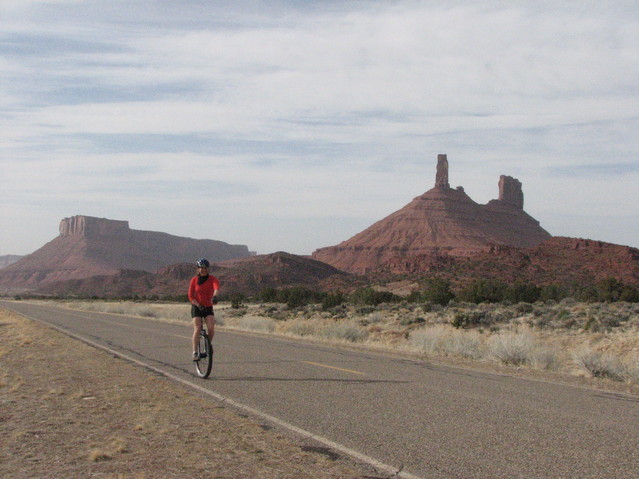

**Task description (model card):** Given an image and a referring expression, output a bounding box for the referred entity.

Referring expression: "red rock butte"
[312,154,552,274]
[0,215,251,291]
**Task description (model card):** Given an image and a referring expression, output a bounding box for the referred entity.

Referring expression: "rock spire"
[435,154,450,188]
[498,175,524,209]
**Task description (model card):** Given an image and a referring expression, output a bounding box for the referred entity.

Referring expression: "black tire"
[194,331,213,378]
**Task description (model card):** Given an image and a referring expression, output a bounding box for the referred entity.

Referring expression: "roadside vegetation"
[12,276,639,387]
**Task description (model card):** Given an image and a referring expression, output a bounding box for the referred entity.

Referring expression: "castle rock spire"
[435,154,450,189]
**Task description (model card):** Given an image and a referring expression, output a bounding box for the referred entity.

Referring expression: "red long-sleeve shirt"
[188,275,220,307]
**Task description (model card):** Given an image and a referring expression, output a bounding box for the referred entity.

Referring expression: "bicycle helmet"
[196,258,210,268]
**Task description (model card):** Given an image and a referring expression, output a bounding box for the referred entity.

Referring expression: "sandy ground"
[0,308,380,479]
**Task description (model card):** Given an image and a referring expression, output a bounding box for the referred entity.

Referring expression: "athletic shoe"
[192,352,199,361]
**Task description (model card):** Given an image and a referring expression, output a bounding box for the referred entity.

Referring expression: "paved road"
[3,301,638,478]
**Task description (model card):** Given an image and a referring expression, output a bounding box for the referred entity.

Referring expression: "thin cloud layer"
[1,0,638,255]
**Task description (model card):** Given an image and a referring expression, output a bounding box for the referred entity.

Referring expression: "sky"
[1,0,638,257]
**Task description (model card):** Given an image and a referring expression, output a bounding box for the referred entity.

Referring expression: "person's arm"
[188,278,200,307]
[211,276,220,303]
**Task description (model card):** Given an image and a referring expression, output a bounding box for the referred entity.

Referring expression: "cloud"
[548,162,639,177]
[1,1,639,254]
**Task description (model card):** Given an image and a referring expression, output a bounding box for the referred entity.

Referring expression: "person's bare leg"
[205,315,216,342]
[192,317,203,354]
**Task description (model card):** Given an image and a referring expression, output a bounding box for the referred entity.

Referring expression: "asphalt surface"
[3,301,638,479]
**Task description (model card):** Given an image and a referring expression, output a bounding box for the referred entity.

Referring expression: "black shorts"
[191,305,214,318]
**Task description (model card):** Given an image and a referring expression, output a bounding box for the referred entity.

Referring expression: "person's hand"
[212,297,218,305]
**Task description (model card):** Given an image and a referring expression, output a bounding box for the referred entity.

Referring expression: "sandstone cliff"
[385,237,639,287]
[313,155,551,274]
[0,216,252,292]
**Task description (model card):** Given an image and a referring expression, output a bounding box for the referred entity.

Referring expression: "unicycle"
[194,325,213,378]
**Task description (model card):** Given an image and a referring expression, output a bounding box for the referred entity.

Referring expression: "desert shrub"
[577,285,599,303]
[282,320,322,337]
[322,291,346,310]
[528,346,561,370]
[539,284,569,302]
[534,316,551,329]
[626,357,639,384]
[457,279,507,304]
[583,312,626,332]
[409,327,483,359]
[259,287,279,303]
[505,282,541,303]
[260,305,279,316]
[281,287,317,308]
[367,312,384,323]
[489,332,534,365]
[573,348,627,381]
[486,308,516,323]
[405,291,422,303]
[620,286,639,302]
[319,322,368,342]
[229,293,245,309]
[225,307,248,318]
[414,278,455,306]
[488,332,557,369]
[237,317,276,333]
[451,311,487,329]
[409,326,449,354]
[595,277,626,302]
[598,313,623,329]
[257,287,326,308]
[355,306,376,315]
[399,316,426,326]
[516,303,534,314]
[440,331,483,359]
[349,288,401,306]
[421,302,433,312]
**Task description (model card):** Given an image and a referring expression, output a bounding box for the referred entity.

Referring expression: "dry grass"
[0,307,372,478]
[409,326,483,359]
[89,437,129,462]
[237,315,277,333]
[573,347,634,382]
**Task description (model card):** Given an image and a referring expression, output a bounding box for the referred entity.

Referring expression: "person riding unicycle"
[188,258,219,361]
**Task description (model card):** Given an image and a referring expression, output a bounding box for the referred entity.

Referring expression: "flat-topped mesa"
[59,215,129,237]
[435,154,450,189]
[498,175,524,209]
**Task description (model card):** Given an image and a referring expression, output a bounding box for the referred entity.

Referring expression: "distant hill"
[34,238,639,299]
[313,154,551,274]
[0,255,23,270]
[0,216,252,293]
[36,252,354,298]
